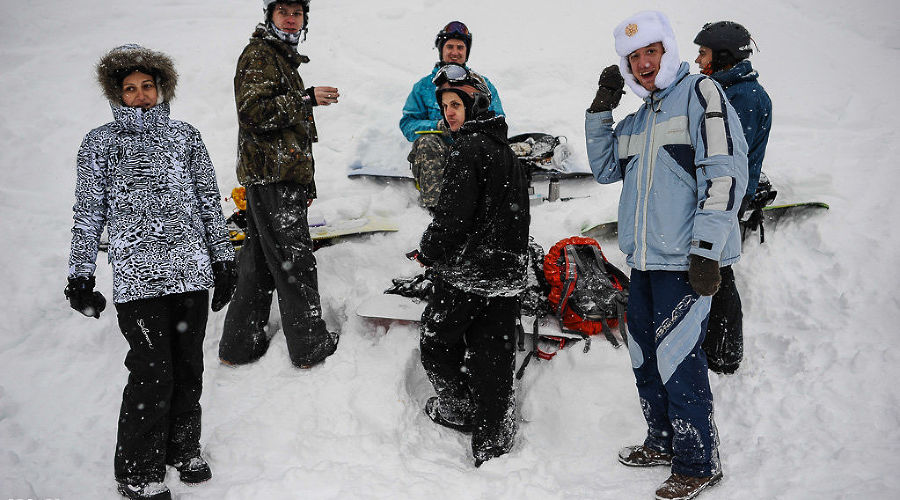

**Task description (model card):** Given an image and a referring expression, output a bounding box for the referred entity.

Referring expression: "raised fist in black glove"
[211,261,237,312]
[65,276,107,318]
[688,254,721,296]
[589,64,626,113]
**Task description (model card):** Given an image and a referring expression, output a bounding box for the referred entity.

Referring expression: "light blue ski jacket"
[585,62,748,271]
[399,64,504,142]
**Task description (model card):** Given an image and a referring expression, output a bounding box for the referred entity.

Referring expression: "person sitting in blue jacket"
[694,21,773,375]
[399,20,504,210]
[584,11,748,500]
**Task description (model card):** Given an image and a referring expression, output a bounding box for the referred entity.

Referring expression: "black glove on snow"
[688,254,721,296]
[211,261,237,312]
[588,65,626,113]
[65,276,107,319]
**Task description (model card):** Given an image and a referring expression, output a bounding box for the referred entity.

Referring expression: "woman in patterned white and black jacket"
[65,44,235,500]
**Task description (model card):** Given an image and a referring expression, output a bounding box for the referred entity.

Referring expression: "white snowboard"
[356,294,427,322]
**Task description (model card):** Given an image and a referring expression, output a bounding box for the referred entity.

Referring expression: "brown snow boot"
[617,445,673,467]
[654,471,723,500]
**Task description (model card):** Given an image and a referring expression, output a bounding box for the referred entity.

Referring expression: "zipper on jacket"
[637,96,661,270]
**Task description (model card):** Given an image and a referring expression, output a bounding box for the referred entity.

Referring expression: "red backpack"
[543,236,630,348]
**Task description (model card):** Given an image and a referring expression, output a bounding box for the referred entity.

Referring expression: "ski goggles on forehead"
[432,64,471,86]
[441,21,470,36]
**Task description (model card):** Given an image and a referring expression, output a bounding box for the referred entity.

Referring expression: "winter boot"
[473,436,515,468]
[169,456,212,484]
[425,396,474,433]
[655,472,723,500]
[618,445,673,467]
[298,331,340,369]
[116,481,171,500]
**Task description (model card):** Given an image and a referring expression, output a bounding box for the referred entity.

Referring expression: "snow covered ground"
[2,0,899,498]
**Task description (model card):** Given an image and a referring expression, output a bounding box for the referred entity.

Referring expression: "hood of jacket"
[456,111,508,144]
[96,44,178,105]
[711,59,758,89]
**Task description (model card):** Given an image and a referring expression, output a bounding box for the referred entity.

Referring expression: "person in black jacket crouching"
[415,63,530,468]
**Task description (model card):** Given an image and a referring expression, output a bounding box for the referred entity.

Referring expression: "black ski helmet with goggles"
[693,21,755,73]
[433,63,492,121]
[264,0,311,38]
[434,21,472,62]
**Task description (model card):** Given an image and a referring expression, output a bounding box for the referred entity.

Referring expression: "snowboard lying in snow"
[580,201,830,241]
[356,293,428,322]
[228,214,399,252]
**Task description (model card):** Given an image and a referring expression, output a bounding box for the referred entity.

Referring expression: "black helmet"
[433,63,492,120]
[434,21,472,61]
[264,0,311,38]
[694,21,753,72]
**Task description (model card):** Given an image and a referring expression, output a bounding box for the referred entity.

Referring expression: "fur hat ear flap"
[96,44,178,105]
[613,11,680,98]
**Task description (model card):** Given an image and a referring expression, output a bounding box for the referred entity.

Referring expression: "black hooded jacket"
[419,112,530,297]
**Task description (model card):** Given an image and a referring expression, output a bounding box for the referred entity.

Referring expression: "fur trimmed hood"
[96,44,178,105]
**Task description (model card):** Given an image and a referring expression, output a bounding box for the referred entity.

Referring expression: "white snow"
[2,0,899,498]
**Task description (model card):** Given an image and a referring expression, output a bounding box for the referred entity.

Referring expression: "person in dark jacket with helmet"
[66,44,235,499]
[416,63,529,467]
[694,21,773,374]
[220,0,341,369]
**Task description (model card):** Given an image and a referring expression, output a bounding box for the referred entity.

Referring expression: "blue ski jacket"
[711,60,771,197]
[585,62,748,271]
[399,63,505,142]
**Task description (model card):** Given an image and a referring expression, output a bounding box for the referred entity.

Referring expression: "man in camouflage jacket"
[220,0,340,369]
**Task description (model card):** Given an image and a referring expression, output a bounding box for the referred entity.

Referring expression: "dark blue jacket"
[711,60,772,197]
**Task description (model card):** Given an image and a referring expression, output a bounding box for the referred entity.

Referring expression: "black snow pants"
[113,290,208,484]
[703,265,743,374]
[420,279,518,460]
[219,181,336,368]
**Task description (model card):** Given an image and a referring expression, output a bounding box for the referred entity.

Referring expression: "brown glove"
[688,254,721,296]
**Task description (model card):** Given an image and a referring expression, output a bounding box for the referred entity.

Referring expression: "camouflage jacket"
[234,24,318,195]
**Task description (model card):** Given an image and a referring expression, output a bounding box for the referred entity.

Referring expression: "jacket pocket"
[649,150,698,258]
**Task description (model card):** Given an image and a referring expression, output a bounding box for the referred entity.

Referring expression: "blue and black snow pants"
[626,269,720,478]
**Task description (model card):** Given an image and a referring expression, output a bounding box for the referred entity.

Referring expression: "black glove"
[738,195,751,220]
[211,261,237,312]
[65,276,107,319]
[588,65,626,113]
[688,254,721,296]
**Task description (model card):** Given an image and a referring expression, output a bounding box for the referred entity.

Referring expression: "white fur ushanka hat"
[613,10,680,98]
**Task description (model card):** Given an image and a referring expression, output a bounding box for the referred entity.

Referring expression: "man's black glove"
[588,65,626,113]
[211,261,237,312]
[65,276,107,319]
[688,254,721,296]
[738,194,752,220]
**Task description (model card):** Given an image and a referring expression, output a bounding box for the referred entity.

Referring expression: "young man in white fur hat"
[584,10,749,500]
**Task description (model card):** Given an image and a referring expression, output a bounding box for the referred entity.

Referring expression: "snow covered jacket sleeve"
[234,25,318,194]
[68,131,110,278]
[399,65,505,142]
[189,128,239,264]
[585,63,748,270]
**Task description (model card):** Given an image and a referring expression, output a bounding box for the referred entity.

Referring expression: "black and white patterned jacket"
[68,102,235,303]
